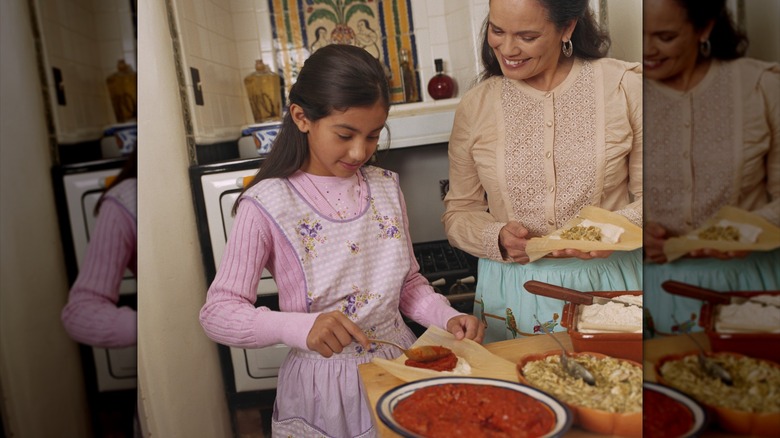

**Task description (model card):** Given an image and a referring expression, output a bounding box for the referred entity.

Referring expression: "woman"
[643,0,779,336]
[442,0,642,342]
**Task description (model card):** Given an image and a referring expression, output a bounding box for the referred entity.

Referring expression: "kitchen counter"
[358,332,619,437]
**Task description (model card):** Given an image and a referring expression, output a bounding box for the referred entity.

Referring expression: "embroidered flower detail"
[369,197,402,240]
[340,286,381,320]
[375,214,401,239]
[355,326,380,356]
[347,240,360,254]
[382,169,393,178]
[306,291,315,311]
[296,216,326,261]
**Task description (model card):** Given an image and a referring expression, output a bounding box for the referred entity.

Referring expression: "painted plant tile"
[267,0,418,104]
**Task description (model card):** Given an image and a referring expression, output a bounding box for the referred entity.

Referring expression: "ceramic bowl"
[698,291,780,363]
[642,382,707,438]
[517,351,643,438]
[560,291,643,363]
[655,350,780,437]
[376,376,572,438]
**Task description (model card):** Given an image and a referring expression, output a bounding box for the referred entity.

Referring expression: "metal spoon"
[671,316,733,385]
[368,339,452,362]
[533,315,596,386]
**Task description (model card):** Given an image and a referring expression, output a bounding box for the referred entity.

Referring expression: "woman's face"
[487,0,573,82]
[293,102,387,177]
[643,0,709,82]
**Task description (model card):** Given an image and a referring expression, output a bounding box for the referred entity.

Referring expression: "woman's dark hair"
[95,147,137,215]
[480,0,610,81]
[673,0,748,59]
[233,44,390,214]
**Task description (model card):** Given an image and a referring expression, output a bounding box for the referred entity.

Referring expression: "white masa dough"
[577,295,643,333]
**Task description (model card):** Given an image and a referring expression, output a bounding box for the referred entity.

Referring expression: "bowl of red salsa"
[643,382,707,438]
[376,376,572,437]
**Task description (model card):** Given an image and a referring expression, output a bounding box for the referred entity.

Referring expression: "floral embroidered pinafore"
[248,166,417,438]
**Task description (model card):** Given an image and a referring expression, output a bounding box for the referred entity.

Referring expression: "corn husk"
[525,206,642,262]
[371,326,518,382]
[664,206,780,262]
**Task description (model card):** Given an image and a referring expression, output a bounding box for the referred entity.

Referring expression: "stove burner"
[413,240,477,281]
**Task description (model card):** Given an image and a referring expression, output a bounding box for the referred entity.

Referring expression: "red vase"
[427,59,454,100]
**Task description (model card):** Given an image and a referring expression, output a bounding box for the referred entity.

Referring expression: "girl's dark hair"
[672,0,748,59]
[95,147,137,215]
[233,44,390,214]
[480,0,610,81]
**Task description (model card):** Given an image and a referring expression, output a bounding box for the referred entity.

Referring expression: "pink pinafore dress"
[249,166,417,437]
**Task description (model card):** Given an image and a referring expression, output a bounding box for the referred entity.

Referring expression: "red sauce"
[643,388,694,438]
[393,383,556,438]
[405,351,458,372]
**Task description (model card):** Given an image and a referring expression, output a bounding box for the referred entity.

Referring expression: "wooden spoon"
[369,339,452,362]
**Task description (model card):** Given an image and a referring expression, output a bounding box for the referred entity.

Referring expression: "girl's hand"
[307,311,369,358]
[499,221,530,264]
[687,248,751,260]
[446,315,485,344]
[549,248,614,259]
[644,221,669,263]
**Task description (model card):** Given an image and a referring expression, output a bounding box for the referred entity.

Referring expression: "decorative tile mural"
[267,0,419,104]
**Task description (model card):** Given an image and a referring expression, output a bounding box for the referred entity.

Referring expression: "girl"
[442,0,642,342]
[199,44,483,438]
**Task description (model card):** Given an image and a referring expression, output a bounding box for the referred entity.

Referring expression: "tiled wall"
[173,0,487,145]
[35,0,136,143]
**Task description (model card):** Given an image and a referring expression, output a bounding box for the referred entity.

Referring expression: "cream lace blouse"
[443,58,643,261]
[644,58,780,236]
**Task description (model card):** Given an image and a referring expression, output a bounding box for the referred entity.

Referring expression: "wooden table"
[358,332,619,437]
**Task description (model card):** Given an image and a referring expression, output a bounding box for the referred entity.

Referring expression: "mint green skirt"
[474,250,642,343]
[644,249,780,337]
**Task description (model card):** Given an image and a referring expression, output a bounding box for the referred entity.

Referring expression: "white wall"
[0,1,90,436]
[136,0,233,436]
[744,0,780,62]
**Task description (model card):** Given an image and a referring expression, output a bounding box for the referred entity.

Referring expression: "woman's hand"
[499,221,530,264]
[307,311,369,358]
[644,221,669,263]
[446,315,485,344]
[549,248,614,259]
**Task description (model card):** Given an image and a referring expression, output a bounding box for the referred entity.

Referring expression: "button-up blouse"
[443,58,643,261]
[645,58,779,235]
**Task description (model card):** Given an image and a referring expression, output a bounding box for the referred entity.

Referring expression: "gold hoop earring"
[699,39,711,58]
[562,40,573,58]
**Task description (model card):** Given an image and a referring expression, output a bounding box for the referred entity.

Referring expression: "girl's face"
[293,101,387,177]
[487,0,574,82]
[643,0,711,82]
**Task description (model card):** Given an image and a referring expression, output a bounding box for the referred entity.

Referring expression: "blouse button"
[546,151,552,159]
[548,219,555,226]
[546,121,553,127]
[549,185,555,193]
[545,92,552,98]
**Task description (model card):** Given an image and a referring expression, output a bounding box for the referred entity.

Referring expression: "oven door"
[191,159,290,393]
[52,159,137,392]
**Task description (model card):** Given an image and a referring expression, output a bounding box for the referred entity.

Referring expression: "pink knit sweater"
[200,170,461,351]
[61,179,137,348]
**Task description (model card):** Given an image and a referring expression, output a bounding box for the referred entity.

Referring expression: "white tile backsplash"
[173,0,489,145]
